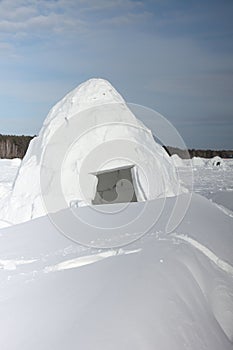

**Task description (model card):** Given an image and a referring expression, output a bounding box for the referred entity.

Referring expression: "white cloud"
[0,0,150,63]
[0,3,87,38]
[0,0,144,38]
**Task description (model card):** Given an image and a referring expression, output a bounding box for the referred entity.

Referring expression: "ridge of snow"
[44,248,141,273]
[172,233,233,275]
[0,258,37,271]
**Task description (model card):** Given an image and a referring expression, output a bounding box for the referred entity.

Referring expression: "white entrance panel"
[92,166,138,205]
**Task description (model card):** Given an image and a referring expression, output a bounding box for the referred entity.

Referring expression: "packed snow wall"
[0,79,184,226]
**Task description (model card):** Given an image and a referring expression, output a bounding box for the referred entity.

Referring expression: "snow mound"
[0,158,21,202]
[9,158,21,166]
[0,78,183,226]
[209,190,233,212]
[192,156,206,167]
[0,193,233,349]
[171,154,184,167]
[0,158,21,167]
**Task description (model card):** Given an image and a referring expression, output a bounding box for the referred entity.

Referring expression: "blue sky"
[0,0,232,149]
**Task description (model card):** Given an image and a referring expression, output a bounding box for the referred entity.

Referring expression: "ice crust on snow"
[0,79,183,226]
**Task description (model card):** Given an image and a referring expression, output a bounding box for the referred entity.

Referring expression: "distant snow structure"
[192,157,206,167]
[207,156,225,168]
[0,78,184,226]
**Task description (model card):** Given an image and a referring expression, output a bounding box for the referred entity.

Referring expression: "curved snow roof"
[0,79,184,225]
[207,156,225,167]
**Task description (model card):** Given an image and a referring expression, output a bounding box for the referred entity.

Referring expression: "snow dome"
[207,156,225,168]
[0,79,183,226]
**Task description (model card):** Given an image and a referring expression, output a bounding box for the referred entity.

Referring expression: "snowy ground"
[2,157,232,205]
[0,157,232,349]
[180,158,233,211]
[0,158,21,199]
[1,158,233,202]
[184,159,233,194]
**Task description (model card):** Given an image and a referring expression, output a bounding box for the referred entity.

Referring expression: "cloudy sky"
[0,0,232,149]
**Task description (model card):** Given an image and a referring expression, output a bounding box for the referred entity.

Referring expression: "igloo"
[207,156,224,168]
[0,79,184,226]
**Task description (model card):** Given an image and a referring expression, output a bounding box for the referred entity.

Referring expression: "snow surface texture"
[180,158,233,210]
[0,158,21,198]
[0,159,21,227]
[192,156,207,167]
[0,146,232,348]
[0,79,182,227]
[0,193,233,349]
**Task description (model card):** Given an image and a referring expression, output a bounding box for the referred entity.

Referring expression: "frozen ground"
[0,157,232,349]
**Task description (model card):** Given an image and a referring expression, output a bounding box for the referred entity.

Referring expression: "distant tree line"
[0,134,34,159]
[164,146,233,159]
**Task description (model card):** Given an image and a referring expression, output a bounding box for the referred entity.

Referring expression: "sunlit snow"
[0,79,232,349]
[0,155,232,349]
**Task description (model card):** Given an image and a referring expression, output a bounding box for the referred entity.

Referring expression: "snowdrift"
[208,190,233,212]
[171,154,184,167]
[0,193,232,349]
[0,158,21,214]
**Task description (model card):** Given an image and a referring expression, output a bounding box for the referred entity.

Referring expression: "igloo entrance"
[92,166,138,205]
